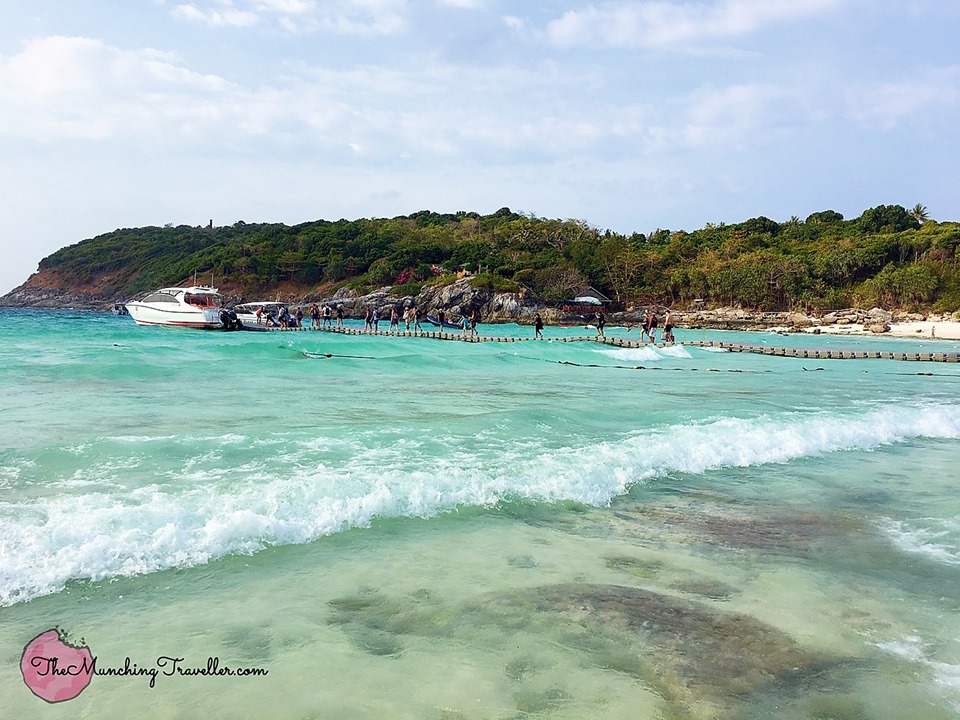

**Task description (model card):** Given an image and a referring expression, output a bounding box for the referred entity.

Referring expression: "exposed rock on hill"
[1,272,949,335]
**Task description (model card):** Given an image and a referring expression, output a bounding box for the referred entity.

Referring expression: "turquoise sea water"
[1,308,959,719]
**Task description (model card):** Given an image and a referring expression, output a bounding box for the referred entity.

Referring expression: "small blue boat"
[425,315,463,330]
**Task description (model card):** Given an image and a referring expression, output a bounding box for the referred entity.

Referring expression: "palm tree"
[909,203,930,224]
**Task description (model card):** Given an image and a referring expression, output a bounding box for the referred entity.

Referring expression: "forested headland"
[18,204,960,312]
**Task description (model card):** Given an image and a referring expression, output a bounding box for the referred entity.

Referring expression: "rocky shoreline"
[2,277,956,336]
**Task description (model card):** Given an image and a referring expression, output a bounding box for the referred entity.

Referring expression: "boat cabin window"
[142,292,179,303]
[184,293,220,308]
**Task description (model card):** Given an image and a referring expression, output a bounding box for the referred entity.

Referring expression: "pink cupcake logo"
[20,628,94,703]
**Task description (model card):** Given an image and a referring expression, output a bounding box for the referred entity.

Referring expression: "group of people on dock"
[633,309,675,344]
[254,301,676,343]
[364,305,426,333]
[256,305,303,328]
[309,303,344,329]
[529,309,675,344]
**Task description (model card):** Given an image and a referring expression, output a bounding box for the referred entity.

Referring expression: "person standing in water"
[595,310,606,337]
[534,313,544,339]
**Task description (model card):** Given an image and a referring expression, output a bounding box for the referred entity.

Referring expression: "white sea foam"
[3,402,960,606]
[601,344,692,362]
[0,463,28,482]
[879,517,960,566]
[657,344,693,358]
[875,636,960,713]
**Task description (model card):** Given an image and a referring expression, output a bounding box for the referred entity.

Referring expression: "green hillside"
[36,204,960,312]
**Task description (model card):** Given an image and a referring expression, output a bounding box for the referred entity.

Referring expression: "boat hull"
[425,315,463,330]
[125,303,223,329]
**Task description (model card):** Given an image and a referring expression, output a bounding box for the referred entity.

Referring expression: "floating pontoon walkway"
[246,324,960,362]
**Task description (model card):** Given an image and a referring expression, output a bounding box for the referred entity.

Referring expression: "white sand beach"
[811,320,960,340]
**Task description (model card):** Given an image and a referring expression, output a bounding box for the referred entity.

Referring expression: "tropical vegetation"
[35,204,960,312]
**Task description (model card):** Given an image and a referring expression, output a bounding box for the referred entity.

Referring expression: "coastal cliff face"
[0,269,129,309]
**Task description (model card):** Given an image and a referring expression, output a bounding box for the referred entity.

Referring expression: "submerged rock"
[499,583,828,700]
[669,577,740,601]
[327,579,854,719]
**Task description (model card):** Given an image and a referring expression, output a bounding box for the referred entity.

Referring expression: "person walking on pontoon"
[469,308,479,337]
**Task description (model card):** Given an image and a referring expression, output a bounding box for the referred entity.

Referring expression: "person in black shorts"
[595,311,605,337]
[663,310,675,344]
[469,308,479,337]
[534,313,544,339]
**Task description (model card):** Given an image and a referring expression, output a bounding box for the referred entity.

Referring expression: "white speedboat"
[233,301,286,327]
[125,286,226,329]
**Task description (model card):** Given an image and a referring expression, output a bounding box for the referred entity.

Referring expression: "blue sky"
[1,0,958,294]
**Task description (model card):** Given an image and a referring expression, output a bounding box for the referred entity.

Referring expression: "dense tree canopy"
[36,205,960,312]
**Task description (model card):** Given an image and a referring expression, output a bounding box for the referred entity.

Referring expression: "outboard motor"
[219,308,243,330]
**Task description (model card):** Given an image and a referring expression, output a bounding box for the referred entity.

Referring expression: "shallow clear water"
[1,309,959,718]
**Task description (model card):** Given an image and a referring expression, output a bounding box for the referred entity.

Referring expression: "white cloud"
[0,36,236,141]
[255,0,314,13]
[844,67,960,130]
[7,29,954,169]
[171,0,408,35]
[3,32,925,163]
[435,0,484,8]
[671,82,794,150]
[502,15,524,31]
[172,3,260,27]
[546,0,843,50]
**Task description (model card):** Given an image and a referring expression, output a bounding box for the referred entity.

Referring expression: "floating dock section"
[245,324,960,362]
